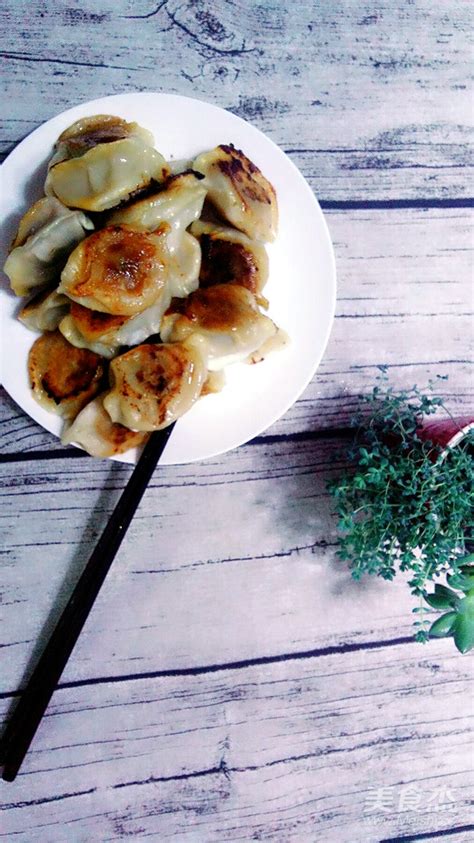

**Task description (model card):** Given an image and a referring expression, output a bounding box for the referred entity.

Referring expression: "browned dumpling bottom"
[59,224,170,316]
[28,330,106,419]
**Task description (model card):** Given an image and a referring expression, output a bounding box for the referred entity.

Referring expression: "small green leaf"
[434,584,460,607]
[424,592,454,610]
[429,612,457,638]
[415,629,429,643]
[447,572,474,593]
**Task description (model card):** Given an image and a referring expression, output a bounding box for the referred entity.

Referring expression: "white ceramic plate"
[0,92,336,465]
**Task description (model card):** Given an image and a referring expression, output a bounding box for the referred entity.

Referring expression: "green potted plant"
[328,370,474,652]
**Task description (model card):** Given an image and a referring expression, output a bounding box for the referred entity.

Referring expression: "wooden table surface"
[1,2,472,840]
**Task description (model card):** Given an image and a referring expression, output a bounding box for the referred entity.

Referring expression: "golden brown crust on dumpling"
[92,411,146,453]
[103,342,207,431]
[56,115,137,155]
[193,144,278,242]
[28,330,105,418]
[12,128,286,459]
[200,236,258,290]
[69,303,130,341]
[71,225,156,301]
[160,284,282,372]
[217,145,275,207]
[62,395,148,457]
[59,225,169,315]
[164,284,259,333]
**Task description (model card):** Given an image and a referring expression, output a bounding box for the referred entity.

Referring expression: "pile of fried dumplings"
[4,115,288,458]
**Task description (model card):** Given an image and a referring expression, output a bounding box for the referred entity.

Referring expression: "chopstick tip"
[2,765,18,782]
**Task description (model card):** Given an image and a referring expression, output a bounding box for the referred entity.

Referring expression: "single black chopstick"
[0,424,175,782]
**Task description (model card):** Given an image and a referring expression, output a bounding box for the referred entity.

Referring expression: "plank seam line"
[108,763,474,795]
[0,448,88,464]
[113,762,227,790]
[285,146,472,154]
[0,428,354,463]
[0,50,145,72]
[319,198,474,210]
[380,822,474,842]
[0,636,414,700]
[0,787,97,811]
[112,760,473,793]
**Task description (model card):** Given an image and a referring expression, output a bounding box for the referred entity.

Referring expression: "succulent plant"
[424,560,474,653]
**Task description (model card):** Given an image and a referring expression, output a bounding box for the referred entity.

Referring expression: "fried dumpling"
[4,197,94,297]
[59,293,172,358]
[45,115,169,212]
[190,220,269,296]
[110,172,204,298]
[47,115,156,169]
[19,288,70,332]
[62,394,148,457]
[28,330,105,418]
[109,172,207,243]
[58,224,171,316]
[193,145,278,242]
[59,231,200,354]
[160,284,283,371]
[167,231,201,298]
[59,305,132,358]
[103,342,207,431]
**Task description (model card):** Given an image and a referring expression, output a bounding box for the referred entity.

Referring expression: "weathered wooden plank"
[0,0,472,199]
[1,2,471,836]
[1,206,471,454]
[0,435,440,693]
[0,640,471,841]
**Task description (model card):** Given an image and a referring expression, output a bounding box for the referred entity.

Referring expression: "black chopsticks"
[0,424,175,782]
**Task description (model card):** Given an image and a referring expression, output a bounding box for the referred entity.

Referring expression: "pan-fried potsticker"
[62,395,148,458]
[58,224,171,316]
[4,197,93,297]
[58,295,170,358]
[109,172,207,242]
[59,222,201,319]
[160,284,286,371]
[193,145,278,242]
[109,173,205,296]
[28,330,105,419]
[45,114,170,212]
[190,220,268,297]
[166,231,201,297]
[46,115,156,168]
[58,229,201,355]
[103,342,207,431]
[19,288,70,332]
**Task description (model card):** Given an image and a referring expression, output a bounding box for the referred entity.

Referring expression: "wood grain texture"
[1,1,472,838]
[1,206,472,454]
[0,641,472,841]
[1,436,421,695]
[0,0,472,199]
